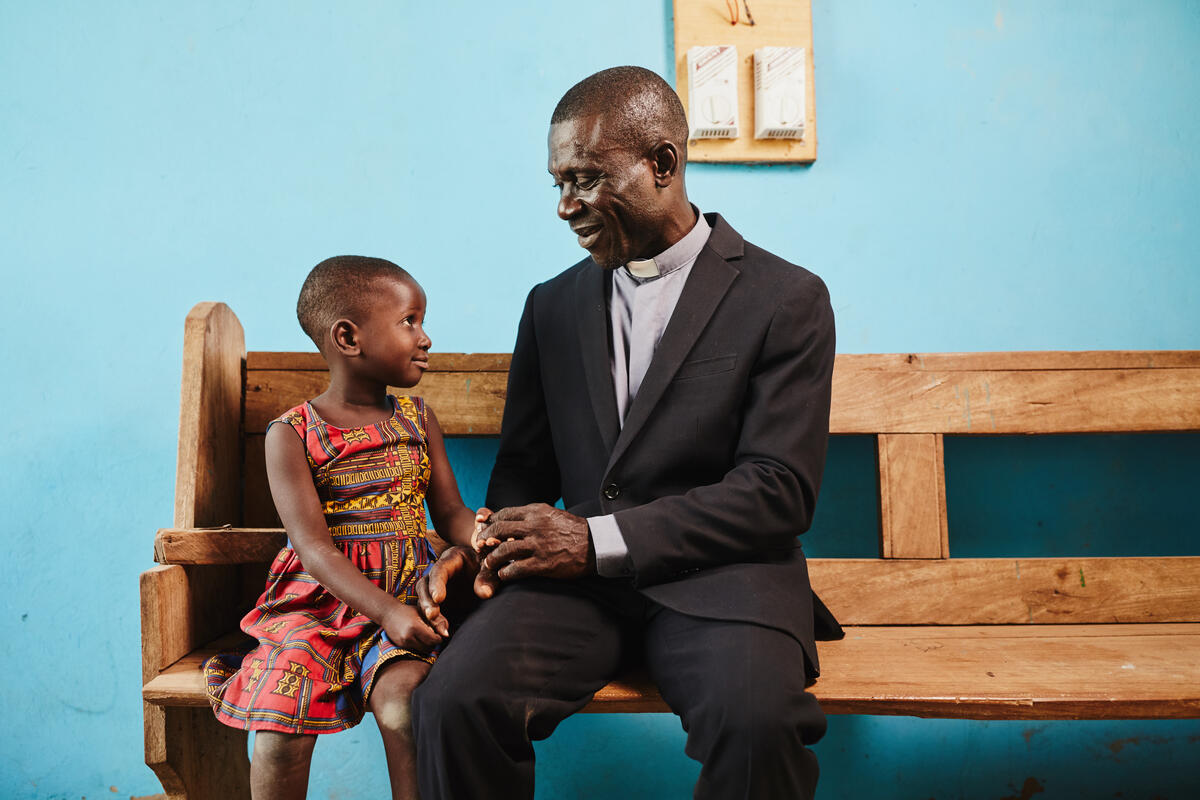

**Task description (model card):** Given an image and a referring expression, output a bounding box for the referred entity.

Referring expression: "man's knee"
[413,649,509,734]
[410,664,449,733]
[701,683,827,751]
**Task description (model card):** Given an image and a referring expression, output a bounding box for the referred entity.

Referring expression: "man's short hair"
[551,66,689,161]
[296,255,414,348]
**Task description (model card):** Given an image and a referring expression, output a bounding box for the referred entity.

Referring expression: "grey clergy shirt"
[588,210,712,577]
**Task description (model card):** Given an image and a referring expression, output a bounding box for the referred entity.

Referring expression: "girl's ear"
[330,318,361,356]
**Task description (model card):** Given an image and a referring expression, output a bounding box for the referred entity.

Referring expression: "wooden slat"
[810,558,1200,625]
[247,350,1200,374]
[140,564,254,673]
[145,624,1200,720]
[241,352,1200,437]
[584,623,1200,719]
[830,367,1200,433]
[877,433,948,558]
[155,528,287,564]
[409,371,509,435]
[151,536,1200,624]
[583,671,668,713]
[144,662,215,708]
[143,638,669,710]
[141,565,253,798]
[175,302,245,528]
[245,370,509,435]
[143,631,253,707]
[246,351,326,371]
[144,704,251,800]
[246,351,511,372]
[242,434,279,527]
[244,372,325,431]
[836,351,1200,372]
[152,540,1200,626]
[146,302,260,800]
[141,566,192,682]
[813,623,1200,719]
[154,526,452,565]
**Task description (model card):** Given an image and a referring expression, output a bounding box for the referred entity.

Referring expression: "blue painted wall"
[2,1,1197,797]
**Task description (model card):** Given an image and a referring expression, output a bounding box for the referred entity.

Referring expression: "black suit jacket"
[487,213,841,676]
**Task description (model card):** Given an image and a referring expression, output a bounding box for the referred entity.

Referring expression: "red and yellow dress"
[204,394,437,734]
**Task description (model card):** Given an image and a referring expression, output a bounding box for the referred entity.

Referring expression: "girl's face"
[355,277,431,388]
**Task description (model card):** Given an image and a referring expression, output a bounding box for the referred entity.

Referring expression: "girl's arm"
[415,406,499,637]
[265,423,441,650]
[424,406,488,548]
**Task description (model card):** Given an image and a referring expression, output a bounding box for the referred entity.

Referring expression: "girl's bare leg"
[251,731,317,800]
[369,658,432,800]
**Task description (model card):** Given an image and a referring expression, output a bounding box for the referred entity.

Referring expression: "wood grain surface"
[673,0,818,163]
[243,351,1200,436]
[146,624,1200,720]
[174,302,244,528]
[877,433,948,558]
[811,558,1200,625]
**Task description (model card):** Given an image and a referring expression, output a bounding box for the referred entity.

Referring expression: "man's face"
[548,113,665,269]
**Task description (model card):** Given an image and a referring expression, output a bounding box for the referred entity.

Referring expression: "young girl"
[204,255,485,800]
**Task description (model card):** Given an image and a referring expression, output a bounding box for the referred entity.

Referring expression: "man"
[413,65,840,799]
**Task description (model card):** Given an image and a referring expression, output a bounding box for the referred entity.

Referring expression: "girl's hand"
[471,507,498,554]
[381,602,443,652]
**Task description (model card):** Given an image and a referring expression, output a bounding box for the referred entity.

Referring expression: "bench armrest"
[154,527,286,565]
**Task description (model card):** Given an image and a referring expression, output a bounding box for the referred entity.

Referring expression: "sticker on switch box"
[754,47,806,140]
[687,45,739,139]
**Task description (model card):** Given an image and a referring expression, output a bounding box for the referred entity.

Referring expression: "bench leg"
[145,703,251,800]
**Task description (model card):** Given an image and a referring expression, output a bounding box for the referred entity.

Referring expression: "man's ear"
[649,140,681,188]
[330,318,361,356]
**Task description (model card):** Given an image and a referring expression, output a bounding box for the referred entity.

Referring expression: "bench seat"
[143,624,1200,720]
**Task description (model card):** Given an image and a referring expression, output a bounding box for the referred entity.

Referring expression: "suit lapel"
[607,237,740,470]
[574,262,620,453]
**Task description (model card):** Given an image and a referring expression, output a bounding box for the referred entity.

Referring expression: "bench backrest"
[176,303,1200,628]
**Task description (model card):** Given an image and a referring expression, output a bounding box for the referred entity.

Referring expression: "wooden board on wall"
[674,0,817,162]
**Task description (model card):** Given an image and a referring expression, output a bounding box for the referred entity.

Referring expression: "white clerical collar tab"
[626,258,659,278]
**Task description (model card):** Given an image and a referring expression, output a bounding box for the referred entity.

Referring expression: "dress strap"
[411,395,428,437]
[268,406,308,439]
[385,394,428,443]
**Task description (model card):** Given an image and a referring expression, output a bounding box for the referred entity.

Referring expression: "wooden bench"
[141,302,1200,798]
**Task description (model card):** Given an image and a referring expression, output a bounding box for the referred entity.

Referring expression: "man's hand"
[480,503,595,582]
[415,545,500,636]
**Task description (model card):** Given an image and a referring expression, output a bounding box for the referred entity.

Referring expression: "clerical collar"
[621,210,711,282]
[626,259,659,278]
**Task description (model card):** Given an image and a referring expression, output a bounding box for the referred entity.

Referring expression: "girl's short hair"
[296,255,414,348]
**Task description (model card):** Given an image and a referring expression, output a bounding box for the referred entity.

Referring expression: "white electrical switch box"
[753,47,807,140]
[687,45,739,139]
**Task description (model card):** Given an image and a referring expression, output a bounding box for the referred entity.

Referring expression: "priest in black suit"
[413,65,840,800]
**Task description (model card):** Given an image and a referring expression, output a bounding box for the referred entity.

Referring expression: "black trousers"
[412,577,825,799]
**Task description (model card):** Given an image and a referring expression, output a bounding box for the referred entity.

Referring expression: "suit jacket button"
[603,483,620,500]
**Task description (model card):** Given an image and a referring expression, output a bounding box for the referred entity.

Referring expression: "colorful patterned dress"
[204,394,437,734]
